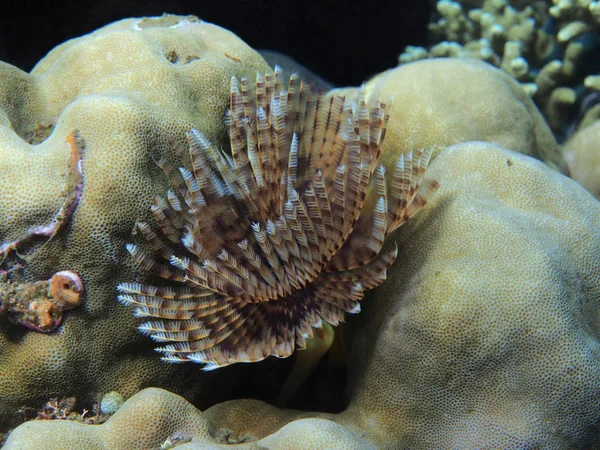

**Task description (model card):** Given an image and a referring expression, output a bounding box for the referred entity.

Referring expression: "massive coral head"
[117,66,438,370]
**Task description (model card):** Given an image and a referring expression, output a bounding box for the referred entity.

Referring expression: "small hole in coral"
[166,50,179,63]
[23,123,54,144]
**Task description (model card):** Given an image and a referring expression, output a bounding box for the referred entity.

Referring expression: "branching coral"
[117,67,438,370]
[548,0,600,33]
[401,0,546,73]
[400,0,600,139]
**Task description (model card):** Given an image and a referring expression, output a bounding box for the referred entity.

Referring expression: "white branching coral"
[117,67,438,370]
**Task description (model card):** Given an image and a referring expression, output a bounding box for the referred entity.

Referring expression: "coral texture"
[548,0,600,34]
[3,388,374,449]
[336,141,600,448]
[335,58,567,173]
[117,68,437,370]
[6,142,600,448]
[563,119,600,198]
[0,14,270,422]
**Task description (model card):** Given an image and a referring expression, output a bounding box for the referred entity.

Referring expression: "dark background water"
[0,0,430,86]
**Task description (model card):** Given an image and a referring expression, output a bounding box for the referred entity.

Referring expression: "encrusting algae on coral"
[117,66,438,370]
[0,270,83,332]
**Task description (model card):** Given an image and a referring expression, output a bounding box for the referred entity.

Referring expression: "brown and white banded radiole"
[117,66,438,370]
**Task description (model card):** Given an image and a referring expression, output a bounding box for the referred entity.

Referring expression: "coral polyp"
[0,270,83,332]
[117,67,438,370]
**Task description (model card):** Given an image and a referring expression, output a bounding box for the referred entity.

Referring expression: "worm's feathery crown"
[117,66,438,370]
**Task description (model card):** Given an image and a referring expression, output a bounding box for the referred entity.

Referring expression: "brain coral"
[332,58,568,174]
[6,142,600,448]
[0,14,271,424]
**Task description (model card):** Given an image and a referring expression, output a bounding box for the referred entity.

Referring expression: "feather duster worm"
[117,67,438,370]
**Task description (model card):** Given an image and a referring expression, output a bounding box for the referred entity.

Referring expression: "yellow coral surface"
[563,120,600,199]
[0,14,270,420]
[6,142,600,448]
[351,58,567,173]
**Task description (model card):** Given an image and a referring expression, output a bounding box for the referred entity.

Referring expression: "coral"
[401,0,600,138]
[548,0,600,33]
[0,130,84,259]
[6,142,600,448]
[335,58,567,173]
[401,0,547,73]
[423,0,545,66]
[563,119,600,198]
[4,388,213,450]
[117,68,437,369]
[3,388,373,449]
[332,141,600,448]
[528,27,600,137]
[0,14,271,424]
[576,75,600,129]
